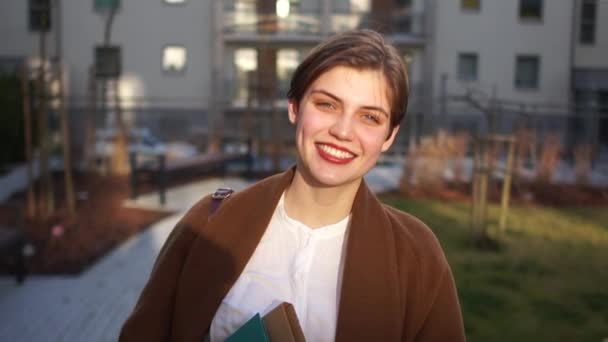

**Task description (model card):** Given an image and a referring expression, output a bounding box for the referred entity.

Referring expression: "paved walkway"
[0,167,402,341]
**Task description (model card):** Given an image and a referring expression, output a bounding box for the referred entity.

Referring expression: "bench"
[0,202,27,284]
[129,150,252,205]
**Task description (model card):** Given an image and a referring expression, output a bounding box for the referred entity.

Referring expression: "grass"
[380,195,608,342]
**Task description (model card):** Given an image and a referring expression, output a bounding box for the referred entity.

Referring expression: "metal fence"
[64,95,608,171]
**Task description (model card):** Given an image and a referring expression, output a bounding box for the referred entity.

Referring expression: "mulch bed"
[0,172,172,275]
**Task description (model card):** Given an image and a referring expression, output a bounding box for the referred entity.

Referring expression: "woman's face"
[289,66,399,189]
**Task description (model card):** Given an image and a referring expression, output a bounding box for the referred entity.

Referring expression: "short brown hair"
[287,29,409,130]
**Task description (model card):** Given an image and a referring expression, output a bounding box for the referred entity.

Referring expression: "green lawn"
[380,195,608,342]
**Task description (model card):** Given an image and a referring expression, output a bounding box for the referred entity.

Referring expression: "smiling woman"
[120,29,465,342]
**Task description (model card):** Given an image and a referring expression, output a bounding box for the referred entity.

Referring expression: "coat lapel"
[335,181,403,341]
[172,169,294,341]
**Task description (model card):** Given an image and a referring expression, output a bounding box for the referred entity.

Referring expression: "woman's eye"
[316,102,335,110]
[363,113,380,124]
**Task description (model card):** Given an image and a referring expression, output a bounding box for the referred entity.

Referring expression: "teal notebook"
[225,313,269,342]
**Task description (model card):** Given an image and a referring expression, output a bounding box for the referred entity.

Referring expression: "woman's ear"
[381,125,400,152]
[288,99,298,124]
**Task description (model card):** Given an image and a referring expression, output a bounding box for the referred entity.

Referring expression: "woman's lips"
[315,143,356,164]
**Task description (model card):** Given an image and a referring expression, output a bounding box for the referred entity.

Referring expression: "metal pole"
[440,73,447,118]
[321,0,331,36]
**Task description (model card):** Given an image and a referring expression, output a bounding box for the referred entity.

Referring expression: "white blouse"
[209,193,350,342]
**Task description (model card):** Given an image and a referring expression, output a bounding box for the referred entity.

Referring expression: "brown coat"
[120,168,465,341]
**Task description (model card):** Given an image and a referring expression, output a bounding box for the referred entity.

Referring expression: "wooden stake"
[84,65,97,170]
[499,137,516,233]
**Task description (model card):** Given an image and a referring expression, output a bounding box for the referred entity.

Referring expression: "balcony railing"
[223,9,425,37]
[224,10,322,35]
[331,10,425,36]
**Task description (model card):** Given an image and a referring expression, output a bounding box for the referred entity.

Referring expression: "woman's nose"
[329,113,354,141]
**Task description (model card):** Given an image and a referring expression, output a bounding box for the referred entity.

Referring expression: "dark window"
[580,0,597,44]
[519,0,542,20]
[461,0,480,11]
[95,45,122,79]
[458,53,478,81]
[515,55,540,89]
[29,0,51,32]
[599,91,608,145]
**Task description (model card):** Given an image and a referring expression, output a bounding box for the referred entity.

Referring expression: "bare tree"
[37,25,54,219]
[20,65,37,218]
[57,64,76,219]
[100,3,129,174]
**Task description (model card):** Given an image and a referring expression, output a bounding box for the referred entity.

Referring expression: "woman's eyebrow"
[310,89,389,118]
[310,89,342,103]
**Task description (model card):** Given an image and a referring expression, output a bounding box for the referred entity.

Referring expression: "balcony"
[223,7,425,46]
[223,9,323,45]
[331,10,425,36]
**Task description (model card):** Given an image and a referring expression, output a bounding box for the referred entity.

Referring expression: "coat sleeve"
[414,266,466,342]
[119,199,209,342]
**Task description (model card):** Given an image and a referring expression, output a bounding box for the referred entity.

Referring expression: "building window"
[162,46,187,74]
[95,45,122,78]
[458,53,478,82]
[234,48,258,104]
[515,55,540,89]
[94,0,120,12]
[519,0,542,20]
[29,0,51,32]
[461,0,480,11]
[580,0,597,45]
[277,49,301,97]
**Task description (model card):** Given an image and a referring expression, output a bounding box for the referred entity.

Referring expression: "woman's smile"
[315,143,357,164]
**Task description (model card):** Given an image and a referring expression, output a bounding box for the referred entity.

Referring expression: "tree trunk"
[57,64,76,219]
[37,30,54,219]
[21,64,37,218]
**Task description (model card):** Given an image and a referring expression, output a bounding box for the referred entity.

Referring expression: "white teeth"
[318,144,355,159]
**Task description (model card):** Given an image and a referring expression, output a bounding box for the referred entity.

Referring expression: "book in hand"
[225,313,268,342]
[225,302,306,342]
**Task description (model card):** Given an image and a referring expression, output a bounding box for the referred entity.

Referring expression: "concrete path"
[0,166,402,341]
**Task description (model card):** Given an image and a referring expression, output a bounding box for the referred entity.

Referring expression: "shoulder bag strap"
[208,187,234,221]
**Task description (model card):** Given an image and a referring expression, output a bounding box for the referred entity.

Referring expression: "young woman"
[120,30,465,342]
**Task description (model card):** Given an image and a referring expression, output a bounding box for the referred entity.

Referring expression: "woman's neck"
[283,169,361,229]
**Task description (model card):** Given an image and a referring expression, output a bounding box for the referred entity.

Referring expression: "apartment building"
[431,0,607,146]
[0,0,606,148]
